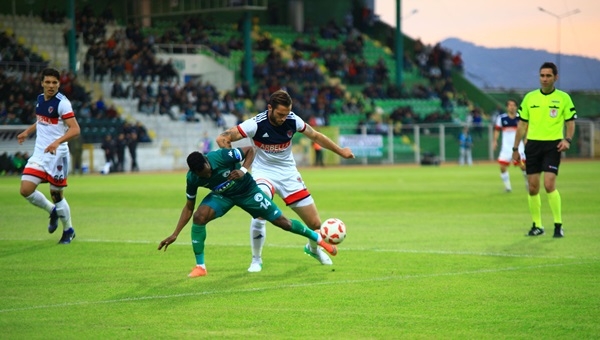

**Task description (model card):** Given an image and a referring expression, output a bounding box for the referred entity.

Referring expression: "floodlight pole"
[538,7,580,84]
[395,0,402,87]
[395,2,418,87]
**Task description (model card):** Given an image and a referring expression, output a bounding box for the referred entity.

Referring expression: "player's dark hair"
[540,62,558,75]
[506,98,518,106]
[269,90,292,110]
[40,68,60,81]
[187,151,208,172]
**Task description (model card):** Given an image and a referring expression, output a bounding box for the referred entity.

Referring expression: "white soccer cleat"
[247,258,263,272]
[304,244,333,265]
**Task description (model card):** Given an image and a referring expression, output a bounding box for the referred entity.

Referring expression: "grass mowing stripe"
[0,260,594,314]
[0,238,593,259]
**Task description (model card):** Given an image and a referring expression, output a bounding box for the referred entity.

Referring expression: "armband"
[239,166,248,174]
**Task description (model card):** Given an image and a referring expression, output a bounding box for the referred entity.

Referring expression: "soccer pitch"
[1,162,599,339]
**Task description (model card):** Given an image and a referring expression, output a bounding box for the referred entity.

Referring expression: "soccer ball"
[320,218,347,245]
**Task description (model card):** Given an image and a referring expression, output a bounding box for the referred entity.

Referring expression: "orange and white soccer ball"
[319,218,347,245]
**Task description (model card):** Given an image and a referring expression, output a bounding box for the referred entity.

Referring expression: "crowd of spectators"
[0,151,29,175]
[125,77,236,127]
[8,5,478,143]
[94,12,475,133]
[0,30,47,72]
[57,5,464,131]
[99,123,141,174]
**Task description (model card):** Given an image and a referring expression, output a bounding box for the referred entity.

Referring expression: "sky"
[374,0,600,61]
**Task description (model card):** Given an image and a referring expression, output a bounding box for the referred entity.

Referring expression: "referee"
[512,62,576,238]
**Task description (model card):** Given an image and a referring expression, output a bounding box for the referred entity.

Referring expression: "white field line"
[0,237,593,260]
[0,261,593,314]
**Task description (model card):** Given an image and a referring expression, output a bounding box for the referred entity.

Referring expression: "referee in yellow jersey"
[512,62,576,238]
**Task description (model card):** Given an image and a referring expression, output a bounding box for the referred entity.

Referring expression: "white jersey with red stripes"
[34,92,75,154]
[237,110,312,206]
[237,110,306,172]
[495,112,524,164]
[22,92,75,187]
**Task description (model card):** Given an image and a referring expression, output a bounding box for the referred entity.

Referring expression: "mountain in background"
[440,38,600,92]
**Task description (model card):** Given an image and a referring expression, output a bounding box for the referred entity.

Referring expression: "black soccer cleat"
[553,224,564,238]
[527,224,545,236]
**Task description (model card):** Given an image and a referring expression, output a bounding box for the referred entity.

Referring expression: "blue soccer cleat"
[48,207,59,234]
[58,228,76,244]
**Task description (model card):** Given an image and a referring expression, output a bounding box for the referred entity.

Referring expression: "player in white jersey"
[217,90,354,272]
[17,68,81,244]
[492,99,527,192]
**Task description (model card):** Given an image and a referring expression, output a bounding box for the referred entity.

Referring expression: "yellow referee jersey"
[518,89,576,141]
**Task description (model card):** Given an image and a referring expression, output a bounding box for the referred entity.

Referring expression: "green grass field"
[1,162,599,339]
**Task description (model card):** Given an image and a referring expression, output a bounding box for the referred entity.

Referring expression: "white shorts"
[251,167,314,208]
[22,148,70,187]
[498,144,525,166]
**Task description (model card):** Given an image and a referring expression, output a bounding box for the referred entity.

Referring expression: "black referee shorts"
[524,140,562,175]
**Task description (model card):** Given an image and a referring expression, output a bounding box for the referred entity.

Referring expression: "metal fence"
[331,120,596,166]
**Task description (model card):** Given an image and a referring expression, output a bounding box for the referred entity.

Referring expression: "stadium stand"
[2,2,596,171]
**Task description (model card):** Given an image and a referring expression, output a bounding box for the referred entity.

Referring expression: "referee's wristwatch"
[512,147,519,152]
[565,138,572,144]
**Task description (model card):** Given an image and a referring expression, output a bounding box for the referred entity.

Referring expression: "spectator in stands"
[127,131,139,172]
[95,96,107,117]
[115,132,127,172]
[135,121,152,143]
[255,32,273,51]
[111,79,128,98]
[233,81,251,100]
[292,36,307,51]
[341,97,362,115]
[62,28,80,52]
[313,142,324,167]
[105,104,119,119]
[374,57,389,84]
[180,103,195,122]
[212,109,227,129]
[158,91,176,120]
[0,152,12,175]
[197,96,212,117]
[452,52,464,72]
[468,108,484,138]
[321,20,341,39]
[343,34,363,55]
[11,152,28,174]
[344,10,355,33]
[101,5,115,24]
[157,59,179,82]
[68,135,84,175]
[101,134,116,173]
[458,126,473,166]
[355,119,367,134]
[0,103,6,124]
[199,132,212,154]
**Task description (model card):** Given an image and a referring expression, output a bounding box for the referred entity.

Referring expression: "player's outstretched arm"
[303,125,355,159]
[158,199,195,251]
[216,126,244,148]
